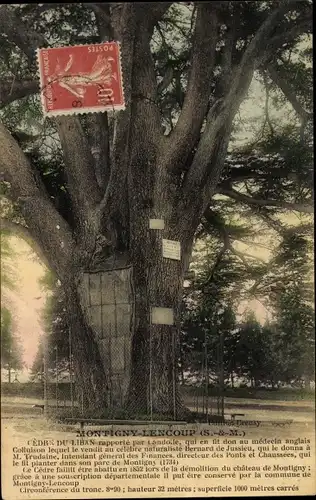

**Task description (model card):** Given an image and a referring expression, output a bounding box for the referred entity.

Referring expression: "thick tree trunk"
[125,185,195,416]
[62,233,193,417]
[127,254,185,416]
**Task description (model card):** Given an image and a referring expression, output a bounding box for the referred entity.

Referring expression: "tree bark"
[127,248,187,416]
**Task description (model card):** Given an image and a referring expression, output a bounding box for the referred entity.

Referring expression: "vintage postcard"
[0,2,314,499]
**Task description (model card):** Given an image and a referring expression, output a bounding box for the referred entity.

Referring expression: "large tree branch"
[266,17,312,55]
[85,5,113,194]
[223,1,301,109]
[0,5,46,64]
[218,187,314,214]
[161,3,219,171]
[0,123,74,275]
[97,3,136,250]
[131,5,165,140]
[226,166,291,183]
[267,64,312,122]
[55,117,102,229]
[100,4,167,220]
[0,78,38,108]
[217,21,235,96]
[181,0,304,199]
[183,115,235,217]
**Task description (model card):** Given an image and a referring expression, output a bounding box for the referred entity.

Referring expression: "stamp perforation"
[36,42,126,118]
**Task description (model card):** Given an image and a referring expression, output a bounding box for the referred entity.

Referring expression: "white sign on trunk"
[149,218,165,230]
[151,307,174,326]
[162,239,181,261]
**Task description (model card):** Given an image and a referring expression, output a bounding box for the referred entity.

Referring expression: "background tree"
[266,233,315,387]
[1,307,24,382]
[0,2,313,415]
[233,312,270,387]
[0,226,24,382]
[181,244,242,386]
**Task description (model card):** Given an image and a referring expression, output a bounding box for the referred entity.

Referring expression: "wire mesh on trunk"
[80,265,141,418]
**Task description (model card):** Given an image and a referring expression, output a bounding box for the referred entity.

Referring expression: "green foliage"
[254,228,313,306]
[0,3,312,242]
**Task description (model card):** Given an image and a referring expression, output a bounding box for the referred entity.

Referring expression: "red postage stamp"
[37,43,125,116]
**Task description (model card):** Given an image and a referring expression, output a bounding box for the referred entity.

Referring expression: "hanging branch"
[263,73,275,136]
[218,187,313,214]
[267,63,312,123]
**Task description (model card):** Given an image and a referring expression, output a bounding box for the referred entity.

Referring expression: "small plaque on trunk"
[149,218,165,230]
[162,239,181,260]
[151,307,174,325]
